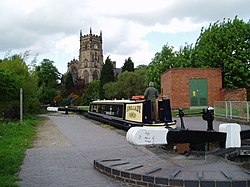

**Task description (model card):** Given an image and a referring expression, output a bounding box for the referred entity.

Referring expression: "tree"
[175,43,195,68]
[0,54,39,119]
[193,17,250,89]
[35,59,61,104]
[81,80,100,105]
[0,69,20,119]
[145,44,176,91]
[99,56,115,99]
[122,57,134,72]
[135,64,147,70]
[0,69,19,104]
[36,59,61,87]
[64,72,74,90]
[103,69,147,99]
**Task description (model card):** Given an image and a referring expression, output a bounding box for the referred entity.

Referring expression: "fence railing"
[214,101,250,122]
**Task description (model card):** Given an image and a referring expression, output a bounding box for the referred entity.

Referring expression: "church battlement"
[80,27,102,39]
[82,34,102,38]
[67,59,78,67]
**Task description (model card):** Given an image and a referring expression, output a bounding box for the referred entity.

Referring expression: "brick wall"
[161,68,223,109]
[222,88,247,101]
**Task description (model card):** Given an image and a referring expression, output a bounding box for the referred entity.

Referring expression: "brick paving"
[18,114,151,187]
[18,113,250,187]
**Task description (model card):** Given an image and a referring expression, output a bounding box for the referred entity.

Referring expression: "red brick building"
[161,68,223,109]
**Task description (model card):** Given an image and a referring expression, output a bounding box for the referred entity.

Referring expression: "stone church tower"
[67,28,103,84]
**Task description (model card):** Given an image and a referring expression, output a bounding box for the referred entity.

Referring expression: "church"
[67,28,104,84]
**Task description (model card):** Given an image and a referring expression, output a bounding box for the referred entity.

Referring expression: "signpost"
[20,88,23,123]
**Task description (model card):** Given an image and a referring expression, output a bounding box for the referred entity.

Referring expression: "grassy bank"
[0,117,42,187]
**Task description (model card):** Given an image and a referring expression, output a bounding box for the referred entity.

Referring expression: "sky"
[0,0,249,74]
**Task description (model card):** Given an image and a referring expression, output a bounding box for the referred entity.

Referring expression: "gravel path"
[33,118,72,148]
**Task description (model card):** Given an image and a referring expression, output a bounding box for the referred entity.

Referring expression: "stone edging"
[94,159,250,187]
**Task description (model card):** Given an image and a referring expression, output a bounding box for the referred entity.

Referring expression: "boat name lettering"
[126,105,142,113]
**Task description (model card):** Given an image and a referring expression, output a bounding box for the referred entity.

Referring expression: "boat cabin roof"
[90,100,136,104]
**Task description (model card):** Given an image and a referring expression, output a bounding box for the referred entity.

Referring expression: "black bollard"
[202,107,214,131]
[65,106,69,115]
[178,108,186,130]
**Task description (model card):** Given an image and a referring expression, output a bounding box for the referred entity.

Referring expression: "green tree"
[99,56,115,99]
[145,44,176,91]
[135,64,147,70]
[0,69,20,119]
[35,59,61,104]
[175,43,195,68]
[64,72,74,90]
[0,69,18,101]
[81,80,100,105]
[103,82,119,99]
[122,57,134,72]
[103,69,147,99]
[193,17,250,89]
[36,59,61,87]
[0,54,39,119]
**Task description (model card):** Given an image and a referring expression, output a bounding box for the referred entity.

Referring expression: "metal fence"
[214,101,250,122]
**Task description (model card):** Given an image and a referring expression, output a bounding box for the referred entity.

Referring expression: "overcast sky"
[0,0,249,74]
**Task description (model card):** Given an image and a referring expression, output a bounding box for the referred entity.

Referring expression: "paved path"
[18,113,250,187]
[18,114,153,187]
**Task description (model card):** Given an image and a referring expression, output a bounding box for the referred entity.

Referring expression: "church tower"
[67,28,104,84]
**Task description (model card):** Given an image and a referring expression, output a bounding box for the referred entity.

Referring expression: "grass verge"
[0,117,42,187]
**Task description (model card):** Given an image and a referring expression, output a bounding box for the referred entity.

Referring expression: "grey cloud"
[1,0,249,62]
[165,0,250,22]
[112,0,250,26]
[0,0,89,51]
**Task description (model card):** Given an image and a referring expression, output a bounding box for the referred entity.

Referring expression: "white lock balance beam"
[126,126,169,145]
[47,107,59,112]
